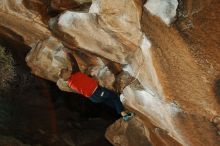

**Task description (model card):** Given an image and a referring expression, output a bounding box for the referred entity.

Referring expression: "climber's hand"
[62,48,80,72]
[58,68,72,81]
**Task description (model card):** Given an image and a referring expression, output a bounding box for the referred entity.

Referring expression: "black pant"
[89,86,124,115]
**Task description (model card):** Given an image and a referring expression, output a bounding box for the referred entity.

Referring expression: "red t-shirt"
[67,72,98,97]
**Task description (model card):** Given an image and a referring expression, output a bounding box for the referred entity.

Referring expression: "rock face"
[144,0,178,25]
[50,0,143,64]
[0,0,50,44]
[0,0,220,146]
[106,118,151,146]
[26,36,116,91]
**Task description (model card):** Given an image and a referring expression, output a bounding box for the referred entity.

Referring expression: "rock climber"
[58,51,133,121]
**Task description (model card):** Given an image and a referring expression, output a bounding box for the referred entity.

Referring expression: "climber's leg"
[89,86,103,103]
[89,86,124,115]
[90,86,133,121]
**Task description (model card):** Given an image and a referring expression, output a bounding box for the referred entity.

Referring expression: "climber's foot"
[122,112,134,122]
[212,116,220,136]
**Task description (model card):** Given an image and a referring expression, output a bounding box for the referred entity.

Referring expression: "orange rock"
[0,0,220,145]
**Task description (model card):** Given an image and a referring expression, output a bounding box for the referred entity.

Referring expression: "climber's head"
[58,68,72,81]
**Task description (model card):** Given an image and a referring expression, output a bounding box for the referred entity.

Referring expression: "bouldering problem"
[0,0,220,146]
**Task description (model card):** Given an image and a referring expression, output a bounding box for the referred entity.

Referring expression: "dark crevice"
[214,78,220,103]
[0,37,115,145]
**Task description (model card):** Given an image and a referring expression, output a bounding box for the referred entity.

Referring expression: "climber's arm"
[58,52,80,81]
[66,53,80,73]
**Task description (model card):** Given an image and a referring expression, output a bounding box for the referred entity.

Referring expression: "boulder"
[26,37,116,91]
[144,0,178,25]
[0,0,50,44]
[49,0,143,64]
[105,118,151,146]
[0,0,220,145]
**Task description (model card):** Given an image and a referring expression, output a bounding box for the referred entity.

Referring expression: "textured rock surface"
[50,0,143,64]
[26,36,116,91]
[105,118,151,146]
[0,0,50,44]
[0,0,220,146]
[26,37,70,82]
[144,0,178,25]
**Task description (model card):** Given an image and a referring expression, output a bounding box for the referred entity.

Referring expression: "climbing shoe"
[123,112,134,122]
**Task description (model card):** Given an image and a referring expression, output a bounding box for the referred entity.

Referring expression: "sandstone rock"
[141,0,220,120]
[114,71,135,93]
[87,57,115,89]
[26,37,116,91]
[50,11,128,64]
[50,0,143,64]
[119,83,220,146]
[37,0,220,145]
[106,117,151,146]
[26,37,71,82]
[0,0,220,145]
[49,0,160,95]
[144,0,178,25]
[89,0,143,48]
[0,0,50,44]
[106,115,185,146]
[120,0,220,145]
[178,0,212,18]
